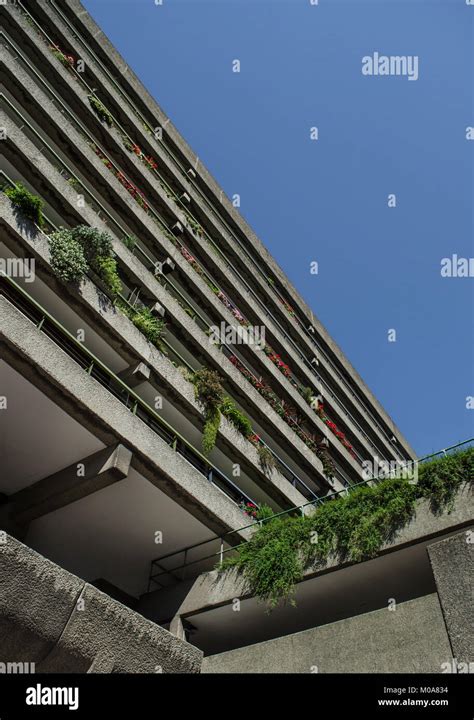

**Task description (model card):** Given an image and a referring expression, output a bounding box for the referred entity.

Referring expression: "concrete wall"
[202,594,451,673]
[0,534,202,673]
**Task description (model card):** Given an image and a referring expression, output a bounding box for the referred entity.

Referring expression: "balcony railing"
[146,437,474,591]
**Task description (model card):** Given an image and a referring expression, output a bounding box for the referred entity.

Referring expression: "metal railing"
[146,437,474,590]
[0,273,259,510]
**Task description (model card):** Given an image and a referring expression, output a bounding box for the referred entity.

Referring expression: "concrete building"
[0,0,471,673]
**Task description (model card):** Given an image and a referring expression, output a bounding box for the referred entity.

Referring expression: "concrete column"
[427,530,474,664]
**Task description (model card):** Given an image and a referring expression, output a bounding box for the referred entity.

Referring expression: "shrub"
[193,368,225,411]
[71,225,113,264]
[257,444,275,475]
[48,229,88,283]
[122,234,137,250]
[93,255,122,298]
[88,94,113,127]
[4,183,44,227]
[417,446,474,512]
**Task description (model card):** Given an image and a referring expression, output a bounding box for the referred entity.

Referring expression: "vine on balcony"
[88,95,113,127]
[219,446,474,607]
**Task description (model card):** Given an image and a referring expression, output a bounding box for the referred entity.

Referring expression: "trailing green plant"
[219,447,474,607]
[192,368,225,455]
[4,183,44,227]
[257,444,276,476]
[131,307,166,351]
[416,446,474,513]
[48,229,88,283]
[88,94,113,127]
[220,396,253,438]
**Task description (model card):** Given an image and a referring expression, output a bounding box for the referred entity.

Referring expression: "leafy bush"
[93,255,122,298]
[193,368,224,411]
[48,229,88,283]
[122,234,137,250]
[257,444,275,475]
[4,183,44,227]
[88,94,113,126]
[193,368,225,455]
[417,446,474,512]
[71,225,113,264]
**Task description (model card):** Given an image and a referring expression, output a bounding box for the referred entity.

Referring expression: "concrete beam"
[6,444,132,527]
[117,362,151,388]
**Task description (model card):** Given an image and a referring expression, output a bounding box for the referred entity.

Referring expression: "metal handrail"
[147,437,474,589]
[21,0,410,461]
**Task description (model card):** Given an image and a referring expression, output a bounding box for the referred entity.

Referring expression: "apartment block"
[0,0,471,673]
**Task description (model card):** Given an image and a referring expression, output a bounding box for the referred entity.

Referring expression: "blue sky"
[82,0,473,457]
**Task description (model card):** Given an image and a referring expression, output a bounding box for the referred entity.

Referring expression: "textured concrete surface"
[428,531,474,663]
[0,535,202,673]
[202,594,451,673]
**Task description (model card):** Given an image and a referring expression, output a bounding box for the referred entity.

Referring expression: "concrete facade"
[0,0,471,674]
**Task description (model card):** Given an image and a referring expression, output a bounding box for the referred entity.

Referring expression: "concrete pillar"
[427,530,474,664]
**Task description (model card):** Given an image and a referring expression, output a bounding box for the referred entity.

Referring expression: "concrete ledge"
[167,484,474,621]
[0,534,202,673]
[201,594,451,673]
